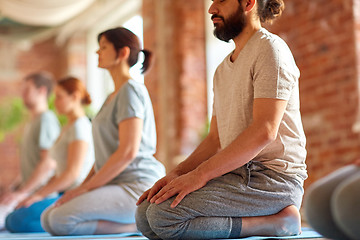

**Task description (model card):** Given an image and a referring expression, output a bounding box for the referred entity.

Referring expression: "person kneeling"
[136,0,307,239]
[41,27,165,236]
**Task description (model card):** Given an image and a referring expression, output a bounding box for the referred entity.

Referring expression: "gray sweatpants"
[304,165,360,240]
[41,182,152,235]
[136,161,304,240]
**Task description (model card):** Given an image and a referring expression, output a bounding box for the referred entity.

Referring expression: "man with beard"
[0,72,60,230]
[136,0,307,239]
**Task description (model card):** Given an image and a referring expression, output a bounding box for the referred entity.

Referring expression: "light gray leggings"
[304,165,360,240]
[136,162,304,240]
[41,182,151,236]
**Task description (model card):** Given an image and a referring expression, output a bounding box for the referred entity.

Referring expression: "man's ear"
[117,46,131,61]
[244,0,256,12]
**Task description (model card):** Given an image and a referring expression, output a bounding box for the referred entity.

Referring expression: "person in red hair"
[5,76,95,233]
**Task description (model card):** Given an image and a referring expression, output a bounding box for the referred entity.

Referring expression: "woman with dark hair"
[5,77,94,233]
[41,27,165,236]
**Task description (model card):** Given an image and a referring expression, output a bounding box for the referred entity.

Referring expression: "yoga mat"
[227,227,324,239]
[0,228,323,239]
[0,232,146,240]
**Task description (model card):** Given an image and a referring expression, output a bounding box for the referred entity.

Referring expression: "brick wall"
[143,0,207,170]
[66,33,88,82]
[16,38,68,79]
[355,0,360,115]
[267,0,360,187]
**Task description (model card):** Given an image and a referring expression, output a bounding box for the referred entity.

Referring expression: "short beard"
[213,4,246,42]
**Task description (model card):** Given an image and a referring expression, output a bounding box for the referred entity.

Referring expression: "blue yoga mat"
[0,228,323,239]
[0,232,146,240]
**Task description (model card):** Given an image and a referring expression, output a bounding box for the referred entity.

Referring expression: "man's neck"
[231,23,261,62]
[30,102,48,118]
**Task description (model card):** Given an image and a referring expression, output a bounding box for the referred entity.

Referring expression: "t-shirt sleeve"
[115,84,145,124]
[39,112,60,150]
[70,118,92,143]
[253,40,299,100]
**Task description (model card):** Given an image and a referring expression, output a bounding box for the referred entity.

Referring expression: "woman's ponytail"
[140,49,153,74]
[81,91,92,105]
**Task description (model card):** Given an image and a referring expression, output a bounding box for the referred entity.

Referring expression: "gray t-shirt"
[50,116,95,190]
[213,28,307,182]
[20,110,60,185]
[92,79,165,184]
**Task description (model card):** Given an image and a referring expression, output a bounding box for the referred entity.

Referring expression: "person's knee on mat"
[304,183,334,234]
[146,201,184,240]
[42,206,98,236]
[5,210,33,233]
[5,212,17,232]
[135,201,156,238]
[332,178,360,240]
[42,208,76,236]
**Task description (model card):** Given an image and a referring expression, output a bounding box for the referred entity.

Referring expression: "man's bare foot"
[240,205,301,237]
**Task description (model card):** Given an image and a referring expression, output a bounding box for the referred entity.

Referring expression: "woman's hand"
[16,194,43,209]
[54,186,88,207]
[148,170,208,208]
[136,171,180,205]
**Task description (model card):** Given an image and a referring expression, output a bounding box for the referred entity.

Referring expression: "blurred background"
[0,0,360,193]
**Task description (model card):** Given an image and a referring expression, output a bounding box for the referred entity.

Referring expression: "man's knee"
[135,201,151,233]
[136,201,164,239]
[146,200,185,240]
